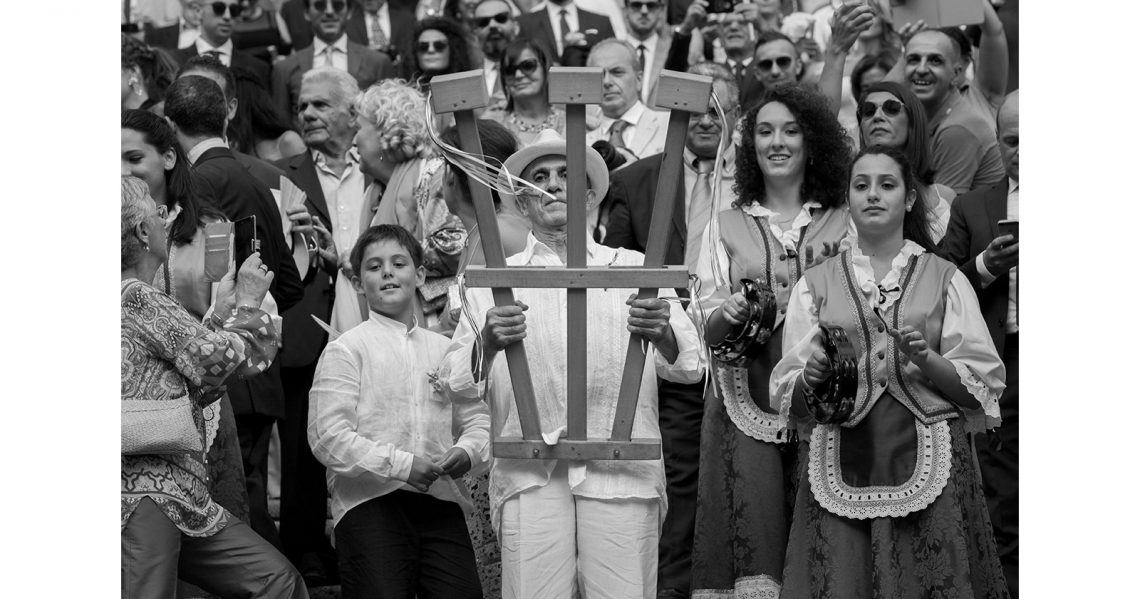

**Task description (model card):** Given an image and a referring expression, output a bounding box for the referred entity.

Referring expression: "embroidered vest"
[712,205,850,443]
[804,251,960,426]
[802,251,962,520]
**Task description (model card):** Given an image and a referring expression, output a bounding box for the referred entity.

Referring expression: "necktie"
[686,159,714,273]
[324,45,337,68]
[637,44,647,73]
[559,9,571,51]
[608,120,630,151]
[369,13,388,49]
[491,65,504,97]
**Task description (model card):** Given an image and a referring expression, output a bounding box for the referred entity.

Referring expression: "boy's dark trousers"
[336,490,483,599]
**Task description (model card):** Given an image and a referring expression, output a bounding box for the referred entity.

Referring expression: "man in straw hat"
[439,129,704,598]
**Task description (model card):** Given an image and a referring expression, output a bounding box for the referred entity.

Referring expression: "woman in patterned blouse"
[120,176,307,598]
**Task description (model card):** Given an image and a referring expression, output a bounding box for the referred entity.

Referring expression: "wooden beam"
[463,266,691,289]
[552,67,599,442]
[428,70,489,113]
[448,101,542,441]
[611,72,713,442]
[493,438,662,460]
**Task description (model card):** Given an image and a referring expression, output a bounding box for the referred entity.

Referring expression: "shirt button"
[879,380,887,388]
[780,282,788,288]
[877,325,885,333]
[877,351,885,359]
[778,254,787,261]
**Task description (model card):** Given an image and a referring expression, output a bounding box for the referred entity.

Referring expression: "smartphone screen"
[233,215,260,269]
[997,219,1018,242]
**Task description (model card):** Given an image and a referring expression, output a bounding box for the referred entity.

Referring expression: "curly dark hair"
[121,34,179,107]
[734,83,852,209]
[413,17,475,81]
[848,145,937,253]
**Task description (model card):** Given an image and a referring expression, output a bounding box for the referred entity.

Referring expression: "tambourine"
[710,278,778,365]
[803,325,859,424]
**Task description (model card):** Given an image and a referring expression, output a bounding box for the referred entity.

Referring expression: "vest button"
[879,380,887,388]
[778,254,787,261]
[781,282,788,288]
[877,325,885,333]
[877,351,885,359]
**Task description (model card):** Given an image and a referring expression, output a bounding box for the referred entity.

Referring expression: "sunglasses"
[504,58,540,78]
[628,1,662,10]
[310,0,347,13]
[475,12,510,28]
[418,40,449,53]
[756,56,792,71]
[858,99,904,119]
[208,1,244,17]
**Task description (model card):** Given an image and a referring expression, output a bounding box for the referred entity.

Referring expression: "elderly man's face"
[686,81,738,159]
[308,0,349,44]
[753,40,799,87]
[474,0,516,59]
[298,79,357,150]
[904,31,961,108]
[588,44,641,119]
[998,93,1019,182]
[520,155,570,230]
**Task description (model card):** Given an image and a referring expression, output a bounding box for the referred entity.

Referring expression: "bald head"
[997,90,1019,181]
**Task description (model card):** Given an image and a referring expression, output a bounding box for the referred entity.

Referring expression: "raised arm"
[817,3,876,117]
[972,0,1009,106]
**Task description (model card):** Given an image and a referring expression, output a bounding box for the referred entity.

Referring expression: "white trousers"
[499,462,660,599]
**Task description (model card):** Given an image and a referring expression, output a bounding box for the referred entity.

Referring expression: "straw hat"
[500,128,610,210]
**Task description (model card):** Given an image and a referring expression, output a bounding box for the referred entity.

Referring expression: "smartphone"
[997,219,1018,243]
[233,215,260,269]
[204,221,234,282]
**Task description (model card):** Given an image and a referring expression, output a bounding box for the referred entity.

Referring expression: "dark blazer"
[603,153,687,268]
[345,5,419,80]
[192,146,304,418]
[280,0,419,50]
[174,44,272,88]
[271,39,396,119]
[516,7,615,66]
[273,151,337,368]
[144,22,180,50]
[937,180,1011,356]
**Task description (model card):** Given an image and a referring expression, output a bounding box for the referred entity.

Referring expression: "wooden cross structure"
[431,68,712,460]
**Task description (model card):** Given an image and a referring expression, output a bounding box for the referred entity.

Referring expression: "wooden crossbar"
[463,266,691,289]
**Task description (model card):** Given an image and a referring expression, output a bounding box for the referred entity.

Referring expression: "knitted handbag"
[121,397,204,455]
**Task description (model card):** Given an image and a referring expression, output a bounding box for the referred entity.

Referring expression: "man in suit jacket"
[273,67,373,585]
[174,0,271,86]
[272,0,396,119]
[937,90,1019,598]
[143,0,200,50]
[517,0,615,65]
[165,75,305,549]
[585,40,669,164]
[622,0,673,104]
[603,71,740,599]
[345,0,418,79]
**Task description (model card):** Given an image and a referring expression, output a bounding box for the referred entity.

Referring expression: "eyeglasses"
[208,1,244,17]
[475,12,510,28]
[418,40,449,53]
[503,58,540,78]
[310,0,347,13]
[858,99,904,119]
[628,1,662,11]
[756,56,793,71]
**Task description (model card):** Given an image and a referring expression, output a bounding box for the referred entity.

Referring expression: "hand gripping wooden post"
[433,69,711,460]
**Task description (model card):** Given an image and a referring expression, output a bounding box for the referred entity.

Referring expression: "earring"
[143,240,150,252]
[129,77,143,96]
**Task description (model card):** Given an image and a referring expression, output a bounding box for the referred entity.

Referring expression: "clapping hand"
[889,325,931,366]
[804,241,842,268]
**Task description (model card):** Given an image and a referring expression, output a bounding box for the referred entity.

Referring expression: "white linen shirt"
[439,233,705,529]
[313,35,350,72]
[308,311,492,527]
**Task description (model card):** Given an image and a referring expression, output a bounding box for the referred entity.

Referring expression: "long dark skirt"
[781,418,1009,599]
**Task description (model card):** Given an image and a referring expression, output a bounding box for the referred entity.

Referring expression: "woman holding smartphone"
[770,145,1008,597]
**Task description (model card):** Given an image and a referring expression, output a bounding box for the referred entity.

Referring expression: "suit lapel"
[301,47,314,73]
[537,13,558,59]
[347,42,363,82]
[291,153,332,227]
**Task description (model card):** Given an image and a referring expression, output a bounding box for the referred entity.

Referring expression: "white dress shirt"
[194,37,235,66]
[974,178,1018,334]
[186,137,230,165]
[308,310,492,527]
[545,1,580,56]
[312,148,370,332]
[364,5,392,47]
[440,233,705,529]
[483,57,500,97]
[313,35,350,72]
[533,0,628,42]
[588,100,645,147]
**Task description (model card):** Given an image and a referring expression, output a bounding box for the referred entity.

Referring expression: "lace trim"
[808,419,952,520]
[715,363,791,444]
[202,399,220,450]
[954,362,1002,434]
[848,239,925,310]
[692,574,782,599]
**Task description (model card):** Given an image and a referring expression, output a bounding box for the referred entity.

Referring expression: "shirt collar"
[547,1,577,18]
[1008,177,1018,194]
[312,146,361,171]
[515,231,605,264]
[313,35,349,55]
[741,199,820,220]
[633,32,658,49]
[195,37,233,55]
[187,137,229,164]
[368,309,419,336]
[604,101,645,128]
[683,145,736,177]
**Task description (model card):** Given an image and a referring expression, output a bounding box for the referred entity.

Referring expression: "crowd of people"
[121,0,1020,597]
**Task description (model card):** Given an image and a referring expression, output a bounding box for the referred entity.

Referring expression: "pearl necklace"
[508,110,559,133]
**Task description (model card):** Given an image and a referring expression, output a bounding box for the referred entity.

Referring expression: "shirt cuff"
[391,449,415,483]
[975,253,998,288]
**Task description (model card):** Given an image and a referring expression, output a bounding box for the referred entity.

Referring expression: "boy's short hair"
[350,225,424,276]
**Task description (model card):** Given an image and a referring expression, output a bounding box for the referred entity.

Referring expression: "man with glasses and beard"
[271,0,395,121]
[622,0,673,104]
[473,0,518,103]
[176,0,271,85]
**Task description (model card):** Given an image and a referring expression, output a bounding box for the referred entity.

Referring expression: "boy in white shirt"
[308,224,489,598]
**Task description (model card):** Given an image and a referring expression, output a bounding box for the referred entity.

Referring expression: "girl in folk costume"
[770,146,1009,598]
[692,83,854,598]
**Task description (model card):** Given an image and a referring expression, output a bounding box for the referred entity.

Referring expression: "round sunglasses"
[475,12,510,28]
[417,40,450,53]
[503,58,540,78]
[310,0,347,13]
[207,1,244,18]
[858,99,905,120]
